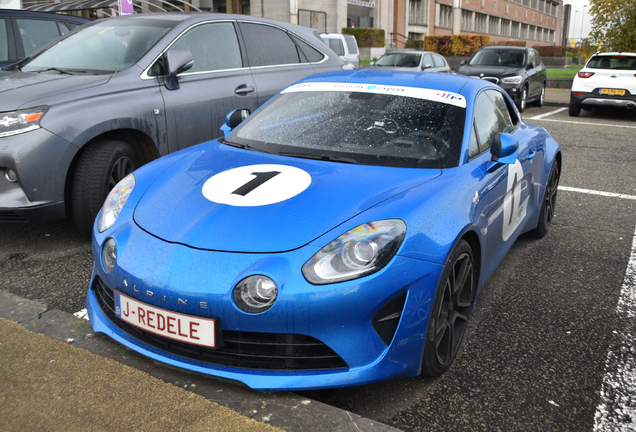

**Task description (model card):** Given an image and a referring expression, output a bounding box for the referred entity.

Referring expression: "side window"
[533,50,542,67]
[292,35,324,63]
[328,38,345,56]
[169,22,242,73]
[16,19,60,56]
[344,35,358,54]
[473,90,514,154]
[58,21,71,36]
[239,22,300,67]
[433,54,445,67]
[0,19,8,62]
[422,53,433,67]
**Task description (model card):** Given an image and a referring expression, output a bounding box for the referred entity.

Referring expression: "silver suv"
[0,13,345,236]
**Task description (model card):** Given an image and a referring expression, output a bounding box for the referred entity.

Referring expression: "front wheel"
[518,86,528,113]
[528,162,560,238]
[422,239,475,377]
[72,139,140,237]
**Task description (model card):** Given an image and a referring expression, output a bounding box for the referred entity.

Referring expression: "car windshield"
[586,55,636,70]
[228,82,466,169]
[469,50,526,67]
[375,53,422,68]
[21,20,175,74]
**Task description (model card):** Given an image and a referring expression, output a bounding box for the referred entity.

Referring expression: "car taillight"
[572,92,584,97]
[578,72,594,78]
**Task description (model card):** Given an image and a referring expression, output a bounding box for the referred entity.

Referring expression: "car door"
[527,49,544,98]
[468,89,537,280]
[432,53,450,73]
[237,21,318,106]
[158,21,259,151]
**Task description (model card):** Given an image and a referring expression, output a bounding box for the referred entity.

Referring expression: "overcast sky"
[564,0,593,40]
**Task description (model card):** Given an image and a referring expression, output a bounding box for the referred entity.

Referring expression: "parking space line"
[559,186,636,201]
[526,107,567,120]
[593,225,636,431]
[530,118,636,130]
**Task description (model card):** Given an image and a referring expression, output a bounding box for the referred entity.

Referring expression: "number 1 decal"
[502,160,529,242]
[202,164,311,207]
[232,171,281,196]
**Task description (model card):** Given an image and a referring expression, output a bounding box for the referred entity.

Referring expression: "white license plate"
[115,291,217,348]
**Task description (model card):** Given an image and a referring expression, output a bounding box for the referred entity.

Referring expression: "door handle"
[528,149,536,160]
[235,85,255,95]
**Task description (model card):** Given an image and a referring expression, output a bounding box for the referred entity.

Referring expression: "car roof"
[479,45,528,51]
[381,50,438,55]
[296,69,479,95]
[592,52,636,56]
[0,9,90,22]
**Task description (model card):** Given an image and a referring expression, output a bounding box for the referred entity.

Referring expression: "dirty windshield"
[21,20,175,74]
[228,82,466,169]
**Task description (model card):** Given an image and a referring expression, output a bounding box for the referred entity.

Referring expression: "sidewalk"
[545,87,570,106]
[0,290,399,432]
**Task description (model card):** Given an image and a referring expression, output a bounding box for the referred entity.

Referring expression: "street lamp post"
[580,5,587,42]
[572,10,578,43]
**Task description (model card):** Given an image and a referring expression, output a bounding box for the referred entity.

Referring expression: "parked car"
[0,13,346,236]
[320,33,359,68]
[0,9,90,67]
[370,50,451,73]
[456,46,547,112]
[569,51,636,116]
[87,70,561,391]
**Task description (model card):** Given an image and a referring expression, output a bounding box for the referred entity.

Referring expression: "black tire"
[568,102,581,117]
[518,86,528,113]
[528,162,560,238]
[422,239,475,377]
[534,84,545,107]
[72,139,140,237]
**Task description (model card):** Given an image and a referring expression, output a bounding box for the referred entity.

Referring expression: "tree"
[587,0,636,52]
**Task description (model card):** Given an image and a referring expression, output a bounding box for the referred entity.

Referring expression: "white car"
[320,33,359,68]
[569,51,636,116]
[370,50,451,73]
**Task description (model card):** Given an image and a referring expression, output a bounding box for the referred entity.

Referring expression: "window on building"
[489,16,500,35]
[475,12,487,33]
[409,0,427,25]
[461,9,474,31]
[437,3,453,28]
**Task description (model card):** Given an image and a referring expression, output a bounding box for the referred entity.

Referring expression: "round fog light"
[233,275,278,314]
[5,169,17,182]
[102,238,117,273]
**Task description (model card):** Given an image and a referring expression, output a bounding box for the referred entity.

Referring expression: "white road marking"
[527,107,567,120]
[559,186,636,201]
[593,225,636,431]
[530,117,636,130]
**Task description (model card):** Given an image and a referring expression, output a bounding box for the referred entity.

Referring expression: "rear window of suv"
[587,55,636,70]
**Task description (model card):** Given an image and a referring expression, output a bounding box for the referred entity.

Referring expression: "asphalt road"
[1,104,635,431]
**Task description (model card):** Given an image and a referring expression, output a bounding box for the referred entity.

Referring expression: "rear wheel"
[422,239,475,376]
[568,102,581,117]
[534,84,545,107]
[72,139,140,237]
[528,162,560,238]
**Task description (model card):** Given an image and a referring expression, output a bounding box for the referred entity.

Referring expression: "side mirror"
[422,63,433,70]
[164,50,194,91]
[460,60,467,65]
[527,61,535,70]
[220,109,251,137]
[488,133,518,171]
[369,61,375,66]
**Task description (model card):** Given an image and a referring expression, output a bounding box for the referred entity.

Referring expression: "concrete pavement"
[0,87,570,432]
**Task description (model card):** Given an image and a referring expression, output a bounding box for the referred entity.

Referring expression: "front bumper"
[571,90,636,109]
[87,214,444,390]
[0,128,78,222]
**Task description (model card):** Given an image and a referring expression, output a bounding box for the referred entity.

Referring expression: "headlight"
[102,238,117,273]
[302,219,407,285]
[98,173,135,233]
[501,76,523,85]
[0,106,48,137]
[233,275,278,313]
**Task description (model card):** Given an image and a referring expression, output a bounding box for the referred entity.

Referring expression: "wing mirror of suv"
[460,60,468,66]
[527,61,535,70]
[220,109,251,137]
[164,50,194,91]
[488,133,519,171]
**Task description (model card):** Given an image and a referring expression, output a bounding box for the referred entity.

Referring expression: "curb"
[0,289,401,432]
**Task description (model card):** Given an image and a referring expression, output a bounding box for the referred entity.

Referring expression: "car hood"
[457,65,523,78]
[0,70,111,110]
[133,141,441,253]
[370,65,421,71]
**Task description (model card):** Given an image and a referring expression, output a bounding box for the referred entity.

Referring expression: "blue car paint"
[86,69,561,390]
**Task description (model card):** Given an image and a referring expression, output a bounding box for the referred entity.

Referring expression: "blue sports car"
[86,70,561,391]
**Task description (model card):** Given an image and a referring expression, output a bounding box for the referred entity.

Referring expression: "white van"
[320,33,359,68]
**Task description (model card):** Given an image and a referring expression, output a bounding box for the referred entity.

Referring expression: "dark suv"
[0,13,345,236]
[456,46,546,112]
[0,10,90,67]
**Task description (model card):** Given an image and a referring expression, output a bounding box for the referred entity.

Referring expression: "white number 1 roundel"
[202,164,312,207]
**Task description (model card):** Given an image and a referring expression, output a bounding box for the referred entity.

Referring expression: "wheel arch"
[63,129,160,214]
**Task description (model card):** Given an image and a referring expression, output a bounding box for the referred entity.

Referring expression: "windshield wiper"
[35,67,86,75]
[277,151,358,164]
